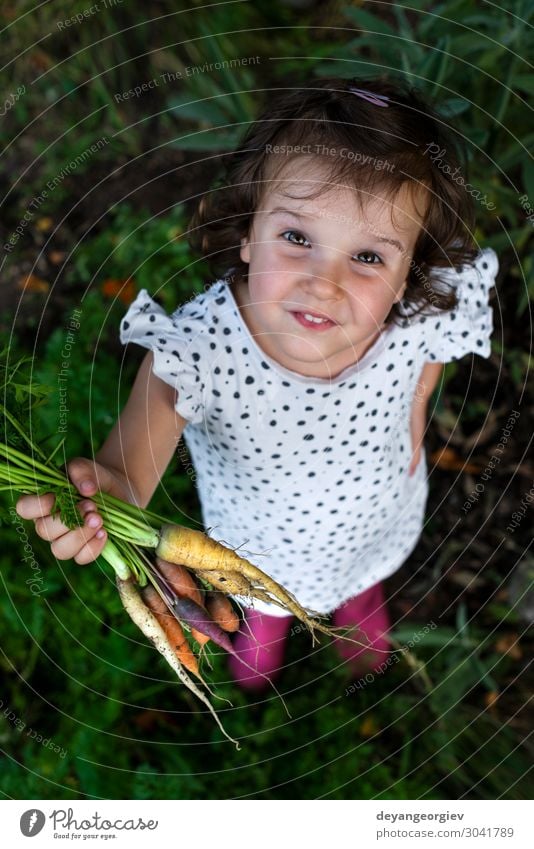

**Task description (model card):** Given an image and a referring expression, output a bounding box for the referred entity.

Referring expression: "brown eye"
[282,230,311,247]
[356,251,381,264]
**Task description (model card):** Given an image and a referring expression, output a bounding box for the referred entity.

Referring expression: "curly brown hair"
[189,76,478,324]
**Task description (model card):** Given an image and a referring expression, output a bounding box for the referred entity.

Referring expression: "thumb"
[66,457,115,497]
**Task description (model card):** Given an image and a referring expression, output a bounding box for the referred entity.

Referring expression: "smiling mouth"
[291,310,337,330]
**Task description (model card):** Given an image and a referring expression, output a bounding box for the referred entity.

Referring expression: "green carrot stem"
[0,450,58,477]
[91,497,156,531]
[91,504,158,544]
[88,489,168,527]
[0,469,68,490]
[0,463,65,482]
[44,437,66,467]
[100,539,132,580]
[114,539,150,586]
[0,406,48,461]
[0,443,67,482]
[100,522,158,547]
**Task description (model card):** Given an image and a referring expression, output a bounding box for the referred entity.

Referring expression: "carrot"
[154,558,236,646]
[157,524,357,646]
[116,577,240,749]
[190,627,210,646]
[206,591,240,633]
[170,594,235,655]
[168,591,290,707]
[158,524,321,624]
[157,524,254,574]
[153,560,210,645]
[156,557,204,606]
[142,585,200,677]
[196,568,254,597]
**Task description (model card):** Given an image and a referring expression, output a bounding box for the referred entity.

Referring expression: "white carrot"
[115,576,240,750]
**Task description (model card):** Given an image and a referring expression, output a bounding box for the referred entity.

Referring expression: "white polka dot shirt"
[120,248,498,616]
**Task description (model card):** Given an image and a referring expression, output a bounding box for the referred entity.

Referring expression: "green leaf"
[390,626,478,649]
[498,133,534,169]
[512,74,534,94]
[465,127,490,147]
[482,228,531,252]
[438,32,495,57]
[429,653,497,715]
[167,95,230,125]
[521,157,534,202]
[436,97,471,117]
[169,128,243,151]
[343,5,397,37]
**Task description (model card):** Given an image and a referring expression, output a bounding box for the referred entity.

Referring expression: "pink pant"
[227,582,391,691]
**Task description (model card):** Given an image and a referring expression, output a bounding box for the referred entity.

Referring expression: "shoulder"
[169,279,229,324]
[398,247,499,323]
[389,248,499,364]
[436,247,499,300]
[175,278,239,323]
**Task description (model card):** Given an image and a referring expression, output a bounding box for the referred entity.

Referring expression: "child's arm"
[93,350,187,509]
[408,361,444,476]
[16,351,188,563]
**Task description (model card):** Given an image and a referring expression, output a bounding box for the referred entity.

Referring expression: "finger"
[15,492,56,520]
[77,500,101,520]
[35,509,78,541]
[66,457,113,497]
[50,524,107,564]
[34,500,99,542]
[72,529,108,566]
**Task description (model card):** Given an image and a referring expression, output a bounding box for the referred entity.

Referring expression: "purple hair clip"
[348,87,389,108]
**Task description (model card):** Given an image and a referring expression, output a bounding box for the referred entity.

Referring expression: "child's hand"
[15,458,134,565]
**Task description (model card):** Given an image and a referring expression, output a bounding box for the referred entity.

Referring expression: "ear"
[240,234,250,264]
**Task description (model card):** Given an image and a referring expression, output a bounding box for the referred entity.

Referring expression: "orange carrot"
[156,557,204,605]
[206,591,240,633]
[155,559,209,645]
[141,585,199,677]
[190,627,210,646]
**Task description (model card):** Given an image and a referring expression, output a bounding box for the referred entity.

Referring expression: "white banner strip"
[2,800,531,848]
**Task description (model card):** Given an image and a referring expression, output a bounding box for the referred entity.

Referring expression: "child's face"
[237,162,427,379]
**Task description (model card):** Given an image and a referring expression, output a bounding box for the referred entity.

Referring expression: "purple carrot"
[147,561,286,705]
[171,594,236,655]
[147,561,234,653]
[143,560,288,706]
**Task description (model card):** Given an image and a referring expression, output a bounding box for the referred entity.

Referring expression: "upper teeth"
[303,313,328,324]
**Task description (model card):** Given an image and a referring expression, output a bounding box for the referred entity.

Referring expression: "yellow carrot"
[156,524,341,643]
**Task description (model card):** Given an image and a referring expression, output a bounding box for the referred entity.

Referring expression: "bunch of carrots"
[1,352,347,747]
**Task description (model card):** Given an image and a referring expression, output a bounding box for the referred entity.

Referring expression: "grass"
[1,0,532,801]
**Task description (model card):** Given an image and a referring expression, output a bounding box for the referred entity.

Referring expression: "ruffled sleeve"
[418,247,499,364]
[119,289,207,424]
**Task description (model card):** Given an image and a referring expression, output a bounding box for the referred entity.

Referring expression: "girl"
[17,77,498,692]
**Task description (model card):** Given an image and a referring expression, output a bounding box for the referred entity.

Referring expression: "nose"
[301,253,345,300]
